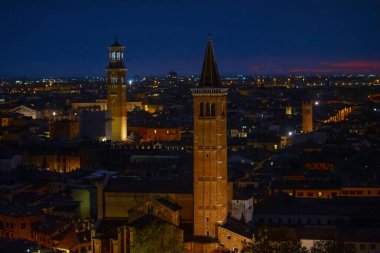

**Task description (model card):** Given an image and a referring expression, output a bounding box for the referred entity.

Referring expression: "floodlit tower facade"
[106,39,127,141]
[301,100,313,133]
[192,37,228,238]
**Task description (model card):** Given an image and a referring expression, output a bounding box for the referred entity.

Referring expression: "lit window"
[318,192,322,198]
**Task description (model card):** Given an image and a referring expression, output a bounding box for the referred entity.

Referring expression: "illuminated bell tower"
[106,38,127,141]
[192,37,228,238]
[301,100,313,133]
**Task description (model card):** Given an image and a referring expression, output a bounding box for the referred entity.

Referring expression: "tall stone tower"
[106,38,127,141]
[301,100,313,133]
[192,37,228,238]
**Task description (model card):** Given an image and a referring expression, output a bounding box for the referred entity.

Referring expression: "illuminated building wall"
[128,126,182,142]
[24,154,80,173]
[272,187,380,199]
[0,212,43,241]
[323,106,353,123]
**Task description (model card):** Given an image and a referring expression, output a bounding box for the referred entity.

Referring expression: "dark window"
[307,192,313,197]
[206,230,210,237]
[199,103,204,116]
[5,222,9,228]
[0,221,3,229]
[370,244,376,250]
[360,244,365,250]
[211,103,216,116]
[206,103,210,116]
[227,235,231,240]
[20,223,26,229]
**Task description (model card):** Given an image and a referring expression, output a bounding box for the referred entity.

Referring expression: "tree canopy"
[132,220,187,253]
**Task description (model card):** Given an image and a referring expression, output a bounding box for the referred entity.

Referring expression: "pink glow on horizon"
[250,60,380,74]
[290,60,380,74]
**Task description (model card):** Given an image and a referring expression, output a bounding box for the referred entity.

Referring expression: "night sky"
[1,0,379,77]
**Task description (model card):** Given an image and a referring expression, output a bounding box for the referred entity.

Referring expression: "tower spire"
[111,36,122,47]
[198,36,221,88]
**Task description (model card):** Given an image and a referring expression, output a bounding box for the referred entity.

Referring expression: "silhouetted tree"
[241,227,308,253]
[310,240,356,253]
[133,220,187,253]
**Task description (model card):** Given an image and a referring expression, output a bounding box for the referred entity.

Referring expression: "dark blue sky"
[1,0,379,77]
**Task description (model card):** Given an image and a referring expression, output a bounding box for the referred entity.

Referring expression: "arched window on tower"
[211,103,215,116]
[206,103,210,116]
[221,103,225,117]
[199,102,204,117]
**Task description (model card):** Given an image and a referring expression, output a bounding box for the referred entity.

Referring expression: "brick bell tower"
[192,36,228,238]
[301,100,313,133]
[106,38,127,141]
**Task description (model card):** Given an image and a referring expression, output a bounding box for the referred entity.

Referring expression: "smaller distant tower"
[301,101,313,133]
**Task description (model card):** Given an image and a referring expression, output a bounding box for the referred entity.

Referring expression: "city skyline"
[1,0,380,78]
